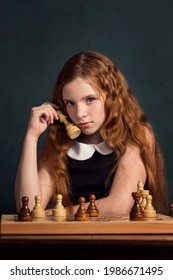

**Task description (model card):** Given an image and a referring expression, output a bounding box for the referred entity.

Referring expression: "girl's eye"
[65,101,75,107]
[86,97,95,104]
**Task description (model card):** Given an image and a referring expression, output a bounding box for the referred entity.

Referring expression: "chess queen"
[15,51,167,215]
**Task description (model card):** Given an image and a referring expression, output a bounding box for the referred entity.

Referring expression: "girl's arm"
[96,144,147,215]
[15,103,58,212]
[71,144,147,216]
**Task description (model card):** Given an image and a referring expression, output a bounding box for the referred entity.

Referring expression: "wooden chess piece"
[18,196,32,221]
[140,190,149,211]
[130,191,144,221]
[137,180,144,192]
[31,195,45,218]
[75,196,90,221]
[52,194,66,221]
[87,194,99,217]
[144,194,156,218]
[169,203,173,217]
[137,180,144,204]
[57,110,81,139]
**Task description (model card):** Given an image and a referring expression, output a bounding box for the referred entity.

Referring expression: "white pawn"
[52,194,66,221]
[31,195,45,218]
[144,194,156,218]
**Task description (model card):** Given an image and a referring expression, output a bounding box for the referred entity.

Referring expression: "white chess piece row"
[31,194,66,221]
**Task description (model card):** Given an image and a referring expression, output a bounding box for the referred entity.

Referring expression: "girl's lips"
[78,122,92,128]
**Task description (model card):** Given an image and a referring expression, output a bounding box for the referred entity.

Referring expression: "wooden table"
[1,214,173,259]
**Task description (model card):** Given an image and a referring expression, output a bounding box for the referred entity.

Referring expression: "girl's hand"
[26,102,59,139]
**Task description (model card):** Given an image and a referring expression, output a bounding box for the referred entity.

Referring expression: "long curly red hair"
[38,51,167,211]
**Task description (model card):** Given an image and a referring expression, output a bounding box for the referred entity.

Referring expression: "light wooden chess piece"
[57,110,81,139]
[75,197,90,221]
[52,194,66,221]
[140,190,149,211]
[130,192,144,221]
[87,194,99,217]
[18,196,32,221]
[31,195,45,218]
[137,180,144,204]
[144,194,156,218]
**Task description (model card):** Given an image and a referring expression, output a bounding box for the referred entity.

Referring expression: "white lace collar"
[67,141,113,160]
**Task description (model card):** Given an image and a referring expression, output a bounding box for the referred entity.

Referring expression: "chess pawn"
[52,194,66,221]
[140,190,149,211]
[87,194,99,217]
[130,192,144,221]
[18,196,32,221]
[144,194,156,218]
[31,195,45,219]
[137,180,144,204]
[75,196,90,221]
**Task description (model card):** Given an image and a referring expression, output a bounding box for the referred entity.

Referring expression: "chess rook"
[130,192,144,221]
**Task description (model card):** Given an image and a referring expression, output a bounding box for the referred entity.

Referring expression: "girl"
[15,51,167,215]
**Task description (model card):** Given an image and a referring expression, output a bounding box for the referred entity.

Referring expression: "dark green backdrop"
[0,0,173,215]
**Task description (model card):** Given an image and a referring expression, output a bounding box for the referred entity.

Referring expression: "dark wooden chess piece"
[75,196,90,221]
[87,194,99,217]
[130,191,144,221]
[169,203,173,217]
[18,196,32,221]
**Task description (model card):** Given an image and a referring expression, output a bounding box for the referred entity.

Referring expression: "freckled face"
[62,77,106,138]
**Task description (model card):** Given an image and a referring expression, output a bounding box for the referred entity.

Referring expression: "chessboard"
[1,213,173,235]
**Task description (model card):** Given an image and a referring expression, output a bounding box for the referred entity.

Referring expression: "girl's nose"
[76,104,87,119]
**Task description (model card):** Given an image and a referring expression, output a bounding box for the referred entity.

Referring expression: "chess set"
[1,181,173,235]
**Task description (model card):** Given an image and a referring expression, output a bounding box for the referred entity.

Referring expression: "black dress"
[67,141,116,205]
